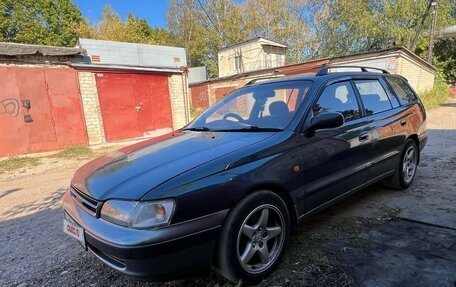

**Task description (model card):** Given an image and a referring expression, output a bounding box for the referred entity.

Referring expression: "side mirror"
[311,112,344,130]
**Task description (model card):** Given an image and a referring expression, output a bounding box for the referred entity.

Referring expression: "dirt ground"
[1,102,455,287]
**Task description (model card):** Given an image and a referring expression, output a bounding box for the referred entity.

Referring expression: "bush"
[419,72,450,109]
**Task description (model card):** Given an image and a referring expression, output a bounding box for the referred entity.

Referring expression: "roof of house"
[191,46,435,86]
[219,37,287,52]
[331,46,435,73]
[77,38,187,71]
[0,42,85,57]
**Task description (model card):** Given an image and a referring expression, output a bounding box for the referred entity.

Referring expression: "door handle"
[400,119,407,126]
[359,132,370,142]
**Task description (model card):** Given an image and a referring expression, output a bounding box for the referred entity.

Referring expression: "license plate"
[63,218,86,248]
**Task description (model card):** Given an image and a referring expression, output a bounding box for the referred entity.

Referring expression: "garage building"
[0,40,190,156]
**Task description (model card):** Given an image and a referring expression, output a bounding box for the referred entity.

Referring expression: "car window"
[385,76,418,105]
[354,80,393,115]
[380,78,400,108]
[189,81,312,131]
[314,81,361,122]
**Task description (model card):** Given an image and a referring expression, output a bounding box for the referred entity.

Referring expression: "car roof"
[249,71,403,87]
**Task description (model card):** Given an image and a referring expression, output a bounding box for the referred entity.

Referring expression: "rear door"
[352,78,403,174]
[299,80,374,213]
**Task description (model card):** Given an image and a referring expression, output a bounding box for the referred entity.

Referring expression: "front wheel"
[215,191,290,283]
[383,139,419,189]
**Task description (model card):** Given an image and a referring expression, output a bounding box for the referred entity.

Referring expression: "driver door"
[297,81,374,214]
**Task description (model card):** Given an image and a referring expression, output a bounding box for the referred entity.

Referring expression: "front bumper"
[62,191,228,281]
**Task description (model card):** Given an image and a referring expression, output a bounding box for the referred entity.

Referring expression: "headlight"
[100,199,175,229]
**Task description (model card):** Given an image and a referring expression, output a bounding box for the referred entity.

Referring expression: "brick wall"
[396,55,435,93]
[168,73,191,129]
[78,72,105,145]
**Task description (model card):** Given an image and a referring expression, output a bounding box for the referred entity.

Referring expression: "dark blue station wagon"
[62,66,427,283]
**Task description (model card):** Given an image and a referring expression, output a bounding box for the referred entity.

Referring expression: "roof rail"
[315,66,390,76]
[244,76,284,86]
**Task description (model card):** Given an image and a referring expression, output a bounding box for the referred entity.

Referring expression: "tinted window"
[354,80,393,115]
[314,82,360,122]
[189,81,312,130]
[380,78,400,108]
[386,76,418,105]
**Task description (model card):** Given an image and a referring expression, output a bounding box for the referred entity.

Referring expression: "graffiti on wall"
[0,99,20,117]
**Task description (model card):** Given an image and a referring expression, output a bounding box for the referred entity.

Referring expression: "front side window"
[187,81,312,131]
[354,80,392,115]
[314,81,361,122]
[385,76,418,105]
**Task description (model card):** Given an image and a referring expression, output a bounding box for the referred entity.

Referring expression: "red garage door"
[0,67,87,156]
[96,72,173,142]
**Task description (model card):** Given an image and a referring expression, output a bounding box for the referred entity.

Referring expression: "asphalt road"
[1,102,455,287]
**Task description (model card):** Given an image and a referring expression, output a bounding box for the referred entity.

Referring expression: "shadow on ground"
[2,194,456,287]
[1,129,455,286]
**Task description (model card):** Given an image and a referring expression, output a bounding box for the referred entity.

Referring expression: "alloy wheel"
[402,146,417,184]
[236,204,285,274]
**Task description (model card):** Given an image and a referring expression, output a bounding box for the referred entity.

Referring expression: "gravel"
[1,101,455,287]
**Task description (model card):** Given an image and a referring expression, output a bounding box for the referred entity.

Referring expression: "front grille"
[70,185,100,217]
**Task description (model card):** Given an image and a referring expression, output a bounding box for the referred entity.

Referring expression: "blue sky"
[72,0,170,27]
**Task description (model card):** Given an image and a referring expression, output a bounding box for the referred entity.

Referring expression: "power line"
[196,0,228,44]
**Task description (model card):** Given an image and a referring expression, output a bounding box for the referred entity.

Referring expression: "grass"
[0,156,41,173]
[330,216,374,249]
[378,207,401,222]
[419,73,450,109]
[52,146,93,159]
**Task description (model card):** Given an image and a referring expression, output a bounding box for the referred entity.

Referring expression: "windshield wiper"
[220,126,284,132]
[181,126,212,132]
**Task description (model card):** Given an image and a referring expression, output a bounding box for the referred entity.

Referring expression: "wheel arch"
[234,183,299,234]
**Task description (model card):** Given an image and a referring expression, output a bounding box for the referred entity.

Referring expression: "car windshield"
[185,80,312,131]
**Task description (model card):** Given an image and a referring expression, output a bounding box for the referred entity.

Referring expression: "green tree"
[243,0,311,63]
[0,0,84,46]
[433,38,456,84]
[167,0,312,76]
[312,0,456,58]
[90,5,180,47]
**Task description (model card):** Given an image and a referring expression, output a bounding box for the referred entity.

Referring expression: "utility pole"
[427,0,438,63]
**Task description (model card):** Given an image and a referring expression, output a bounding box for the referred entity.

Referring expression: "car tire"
[383,139,419,190]
[215,190,290,283]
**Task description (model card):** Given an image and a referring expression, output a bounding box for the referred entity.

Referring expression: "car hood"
[71,131,275,201]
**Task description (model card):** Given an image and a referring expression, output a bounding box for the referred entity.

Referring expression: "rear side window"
[385,76,418,105]
[314,81,361,122]
[354,80,392,115]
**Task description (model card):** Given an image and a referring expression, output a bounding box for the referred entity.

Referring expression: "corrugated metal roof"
[77,38,187,69]
[0,42,85,56]
[71,63,183,73]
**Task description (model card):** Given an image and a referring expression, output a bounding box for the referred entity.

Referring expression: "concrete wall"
[331,52,435,93]
[78,72,105,145]
[396,54,435,93]
[218,41,286,77]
